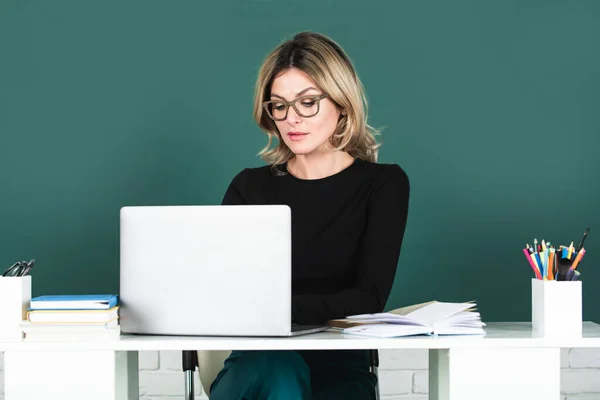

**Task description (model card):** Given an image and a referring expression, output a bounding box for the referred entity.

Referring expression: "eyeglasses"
[262,94,329,121]
[2,259,35,277]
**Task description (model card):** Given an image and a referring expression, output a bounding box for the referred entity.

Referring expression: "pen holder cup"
[531,278,582,338]
[0,276,31,340]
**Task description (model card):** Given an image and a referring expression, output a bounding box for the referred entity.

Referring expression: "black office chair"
[371,348,381,400]
[182,349,380,400]
[182,350,198,400]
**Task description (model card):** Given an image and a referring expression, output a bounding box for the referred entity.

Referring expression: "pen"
[576,228,590,252]
[566,267,575,281]
[556,258,571,281]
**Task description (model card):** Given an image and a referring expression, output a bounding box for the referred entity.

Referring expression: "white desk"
[3,322,600,400]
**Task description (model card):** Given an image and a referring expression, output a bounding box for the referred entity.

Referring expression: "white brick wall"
[0,348,599,399]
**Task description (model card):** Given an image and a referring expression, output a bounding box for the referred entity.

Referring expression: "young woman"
[210,31,410,400]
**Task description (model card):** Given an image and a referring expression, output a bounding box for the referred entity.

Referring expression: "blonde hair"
[253,31,381,168]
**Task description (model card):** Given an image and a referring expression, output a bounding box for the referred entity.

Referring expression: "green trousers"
[209,349,377,400]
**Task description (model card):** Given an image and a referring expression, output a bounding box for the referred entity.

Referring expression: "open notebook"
[328,301,486,338]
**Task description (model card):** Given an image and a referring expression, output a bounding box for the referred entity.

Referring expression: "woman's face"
[268,68,341,157]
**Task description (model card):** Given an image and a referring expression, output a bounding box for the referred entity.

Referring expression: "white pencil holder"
[0,276,31,340]
[531,278,582,337]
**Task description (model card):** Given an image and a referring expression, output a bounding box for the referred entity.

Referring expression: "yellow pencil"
[567,241,574,259]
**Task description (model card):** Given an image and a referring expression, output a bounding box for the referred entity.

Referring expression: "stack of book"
[20,294,120,341]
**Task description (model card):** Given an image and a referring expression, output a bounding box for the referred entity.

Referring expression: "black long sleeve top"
[221,157,410,325]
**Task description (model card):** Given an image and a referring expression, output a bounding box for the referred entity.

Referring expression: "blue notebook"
[29,294,118,310]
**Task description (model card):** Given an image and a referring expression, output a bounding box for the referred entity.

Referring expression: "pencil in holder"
[0,275,31,340]
[531,278,582,337]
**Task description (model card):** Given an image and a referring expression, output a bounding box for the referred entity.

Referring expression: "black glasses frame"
[262,94,329,121]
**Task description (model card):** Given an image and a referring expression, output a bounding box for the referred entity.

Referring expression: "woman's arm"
[292,165,410,325]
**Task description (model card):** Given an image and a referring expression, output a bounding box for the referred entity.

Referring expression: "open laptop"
[119,205,327,337]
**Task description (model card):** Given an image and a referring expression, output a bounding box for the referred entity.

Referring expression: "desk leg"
[5,350,139,400]
[429,347,560,400]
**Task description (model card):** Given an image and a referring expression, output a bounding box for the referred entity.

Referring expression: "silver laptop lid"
[119,205,292,336]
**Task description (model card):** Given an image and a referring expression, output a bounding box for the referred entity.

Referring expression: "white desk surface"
[2,322,600,352]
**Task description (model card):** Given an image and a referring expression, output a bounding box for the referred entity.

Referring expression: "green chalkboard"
[1,0,598,323]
